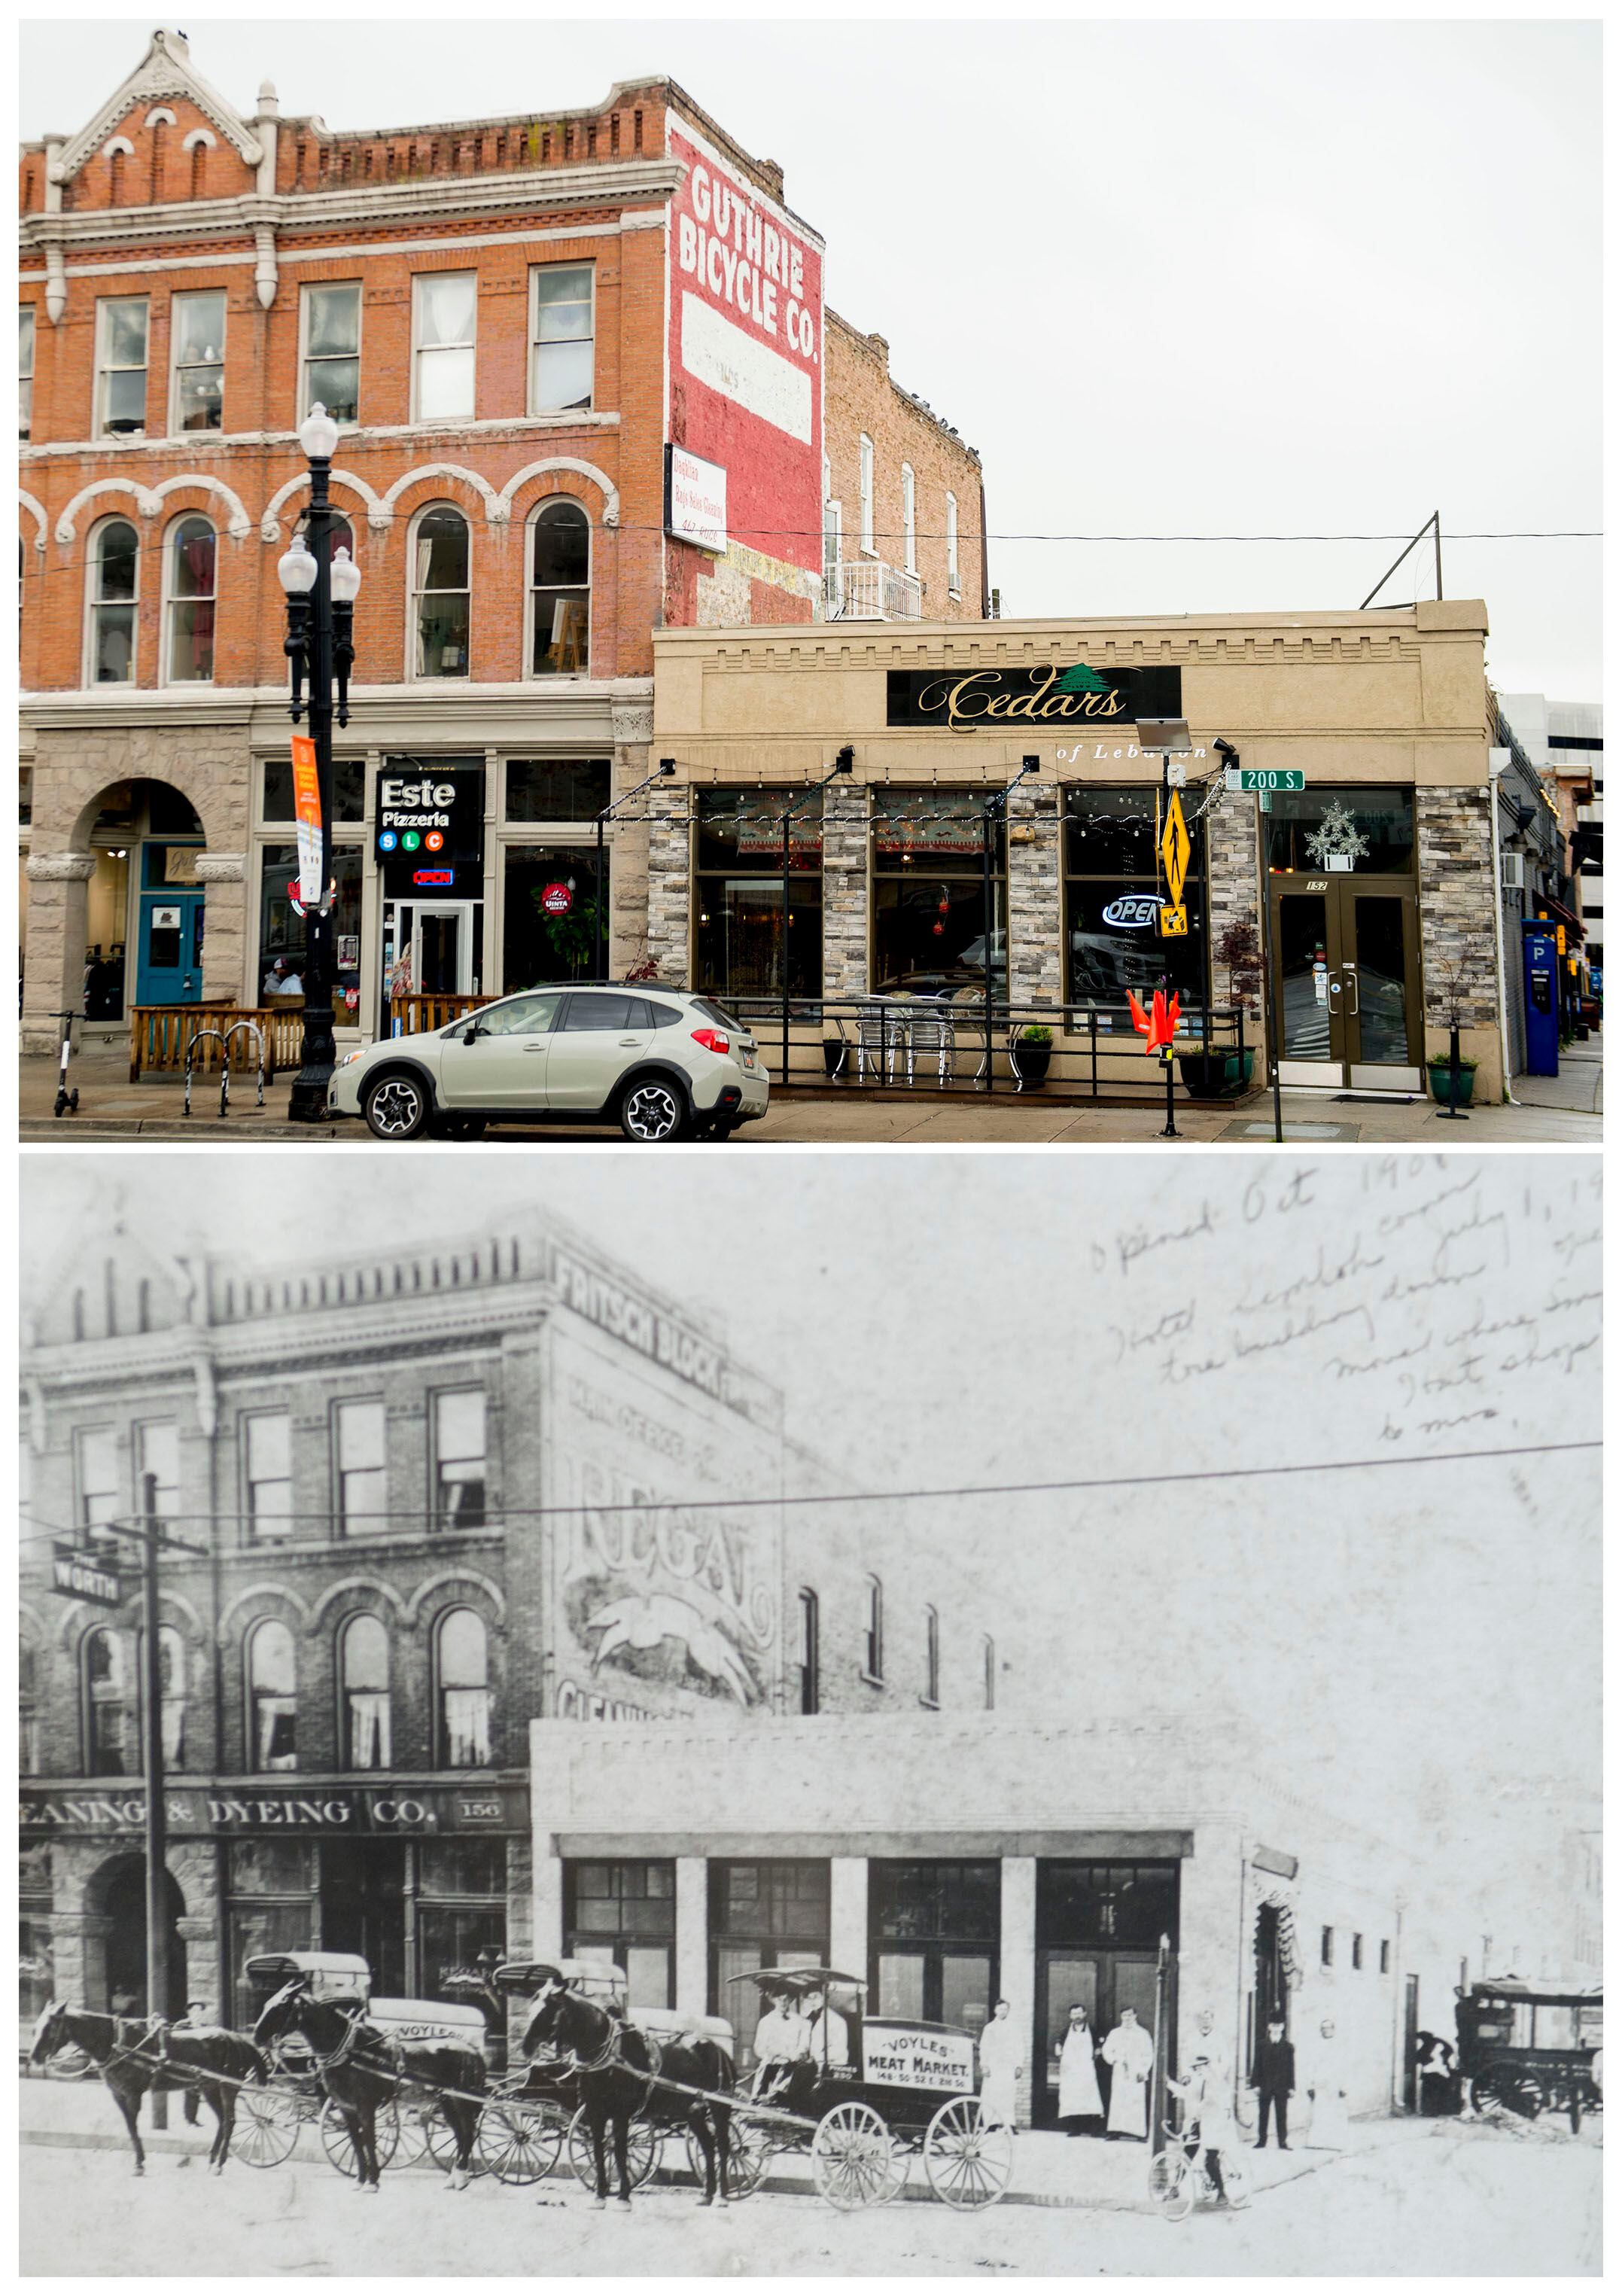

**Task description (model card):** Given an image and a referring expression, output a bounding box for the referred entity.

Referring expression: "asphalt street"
[19,2121,1600,2276]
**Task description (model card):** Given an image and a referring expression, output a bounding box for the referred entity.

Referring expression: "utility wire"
[15,1437,1600,1550]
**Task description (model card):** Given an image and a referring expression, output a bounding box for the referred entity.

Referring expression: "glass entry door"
[1035,1950,1164,2128]
[403,903,479,997]
[1271,879,1423,1089]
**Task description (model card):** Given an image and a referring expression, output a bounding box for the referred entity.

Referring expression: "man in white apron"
[1101,2007,1155,2139]
[977,1999,1022,2130]
[1056,2004,1103,2134]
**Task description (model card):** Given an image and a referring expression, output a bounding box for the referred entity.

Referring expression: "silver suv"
[327,987,768,1143]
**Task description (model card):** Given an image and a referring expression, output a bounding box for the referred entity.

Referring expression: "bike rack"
[184,1022,266,1119]
[224,1020,267,1110]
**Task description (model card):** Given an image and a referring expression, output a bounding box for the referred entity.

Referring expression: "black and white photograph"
[17,1153,1601,2274]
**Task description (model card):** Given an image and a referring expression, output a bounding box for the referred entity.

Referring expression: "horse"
[522,1972,736,2209]
[29,2001,266,2176]
[252,1976,485,2194]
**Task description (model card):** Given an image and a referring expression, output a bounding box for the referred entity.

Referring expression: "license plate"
[741,1053,756,1070]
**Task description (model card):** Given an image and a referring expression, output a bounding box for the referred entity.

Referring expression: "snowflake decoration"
[1304,799,1370,869]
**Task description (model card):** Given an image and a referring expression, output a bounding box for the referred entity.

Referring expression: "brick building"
[19,30,984,1052]
[19,1212,1009,2033]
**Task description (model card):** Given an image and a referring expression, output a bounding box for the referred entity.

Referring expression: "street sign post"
[1225,768,1305,793]
[50,1546,123,1607]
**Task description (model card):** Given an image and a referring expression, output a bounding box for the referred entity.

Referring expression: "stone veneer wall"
[1205,789,1264,1029]
[1006,779,1062,1004]
[645,787,692,982]
[1417,786,1499,1031]
[821,782,869,997]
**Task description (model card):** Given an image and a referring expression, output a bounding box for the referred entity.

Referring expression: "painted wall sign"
[551,1247,726,1401]
[665,443,729,554]
[888,664,1183,732]
[667,120,823,576]
[376,766,485,897]
[860,2021,977,2092]
[19,1783,528,1837]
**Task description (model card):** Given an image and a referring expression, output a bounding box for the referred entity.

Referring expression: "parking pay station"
[1520,923,1560,1076]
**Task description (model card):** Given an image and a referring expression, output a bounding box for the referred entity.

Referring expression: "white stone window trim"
[524,495,592,682]
[411,269,479,427]
[900,461,917,576]
[159,510,218,688]
[528,259,595,419]
[83,511,141,688]
[858,432,875,557]
[297,276,363,429]
[406,498,473,682]
[94,291,150,440]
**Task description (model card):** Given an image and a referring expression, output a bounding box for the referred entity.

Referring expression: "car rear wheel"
[364,1072,431,1140]
[619,1077,688,1143]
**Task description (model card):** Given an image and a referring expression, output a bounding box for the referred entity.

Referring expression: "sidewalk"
[19,1048,1603,1144]
[17,2069,1412,2209]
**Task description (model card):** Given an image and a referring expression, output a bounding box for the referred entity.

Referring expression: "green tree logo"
[1055,663,1112,695]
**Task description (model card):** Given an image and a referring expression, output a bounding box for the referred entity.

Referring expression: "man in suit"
[1252,2017,1295,2149]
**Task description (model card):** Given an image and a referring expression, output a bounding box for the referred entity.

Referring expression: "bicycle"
[1148,2119,1251,2220]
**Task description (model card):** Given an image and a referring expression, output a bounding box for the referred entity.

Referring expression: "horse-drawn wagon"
[1456,1976,1603,2125]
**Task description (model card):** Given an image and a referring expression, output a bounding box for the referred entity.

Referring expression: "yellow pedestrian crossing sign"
[1160,905,1188,938]
[1160,793,1191,908]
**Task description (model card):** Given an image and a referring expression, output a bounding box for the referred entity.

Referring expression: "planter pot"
[1010,1042,1052,1086]
[1426,1061,1477,1107]
[1179,1050,1249,1098]
[822,1037,846,1079]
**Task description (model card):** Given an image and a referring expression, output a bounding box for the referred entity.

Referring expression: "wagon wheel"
[683,2116,771,2200]
[419,2101,467,2173]
[320,2098,401,2178]
[1148,2145,1194,2222]
[811,2100,898,2212]
[1470,2066,1543,2118]
[234,2084,302,2169]
[478,2097,564,2185]
[390,2100,431,2165]
[567,2106,660,2193]
[923,2096,1012,2211]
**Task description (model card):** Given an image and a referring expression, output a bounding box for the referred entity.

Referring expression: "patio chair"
[905,1006,955,1087]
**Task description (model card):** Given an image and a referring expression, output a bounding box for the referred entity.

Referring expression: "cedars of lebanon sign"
[887,663,1182,731]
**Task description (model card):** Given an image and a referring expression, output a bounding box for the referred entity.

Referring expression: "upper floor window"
[923,1604,939,1707]
[84,1627,132,1775]
[87,519,138,685]
[1352,1933,1364,1971]
[529,500,589,675]
[531,265,593,412]
[340,1613,391,1769]
[413,273,476,423]
[247,1618,297,1771]
[96,296,148,437]
[245,1410,294,1539]
[335,1399,385,1535]
[863,1575,884,1684]
[437,1608,491,1766]
[982,1634,996,1711]
[135,1421,179,1527]
[170,290,224,433]
[798,1588,820,1716]
[412,505,470,678]
[149,1624,187,1767]
[901,463,917,574]
[858,434,875,555]
[434,1390,487,1530]
[946,492,960,596]
[20,1638,40,1776]
[301,282,361,425]
[1321,1926,1334,1967]
[75,1426,119,1533]
[163,516,215,684]
[19,307,35,441]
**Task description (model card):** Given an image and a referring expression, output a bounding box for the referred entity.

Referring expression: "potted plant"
[1426,955,1479,1109]
[1178,920,1261,1095]
[1010,1024,1052,1086]
[1426,1052,1478,1107]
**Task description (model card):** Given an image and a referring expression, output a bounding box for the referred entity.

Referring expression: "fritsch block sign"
[376,765,485,897]
[887,663,1183,732]
[665,444,728,554]
[51,1546,122,1608]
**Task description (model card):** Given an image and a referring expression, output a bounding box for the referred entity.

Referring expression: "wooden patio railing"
[129,1003,300,1082]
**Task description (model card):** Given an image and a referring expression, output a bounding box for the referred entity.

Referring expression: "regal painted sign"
[887,665,1183,732]
[861,2021,977,2094]
[668,120,823,576]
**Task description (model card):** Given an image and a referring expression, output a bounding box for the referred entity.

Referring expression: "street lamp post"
[277,403,362,1122]
[592,760,678,982]
[980,757,1039,1091]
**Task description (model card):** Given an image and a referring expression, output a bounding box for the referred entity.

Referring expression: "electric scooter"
[53,1009,81,1117]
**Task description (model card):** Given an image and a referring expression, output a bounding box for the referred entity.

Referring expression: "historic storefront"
[649,602,1508,1095]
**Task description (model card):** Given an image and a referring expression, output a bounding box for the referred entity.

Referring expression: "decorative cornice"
[20,678,650,741]
[52,31,263,184]
[23,412,622,462]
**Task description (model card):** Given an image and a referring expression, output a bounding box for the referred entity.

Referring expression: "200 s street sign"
[1225,768,1306,793]
[887,663,1182,732]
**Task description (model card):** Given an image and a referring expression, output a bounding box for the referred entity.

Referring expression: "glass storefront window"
[506,759,611,823]
[872,789,1003,996]
[421,1839,506,1898]
[870,1861,1000,1944]
[230,1902,315,2029]
[1064,786,1208,1011]
[257,842,363,1020]
[1264,787,1415,875]
[419,1902,507,1999]
[228,1840,312,1896]
[262,757,364,825]
[695,790,824,1000]
[1036,1861,1179,1949]
[502,845,601,990]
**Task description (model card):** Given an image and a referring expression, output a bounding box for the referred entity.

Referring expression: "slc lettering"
[677,166,817,364]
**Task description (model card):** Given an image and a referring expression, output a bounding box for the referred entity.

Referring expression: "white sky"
[20,9,1602,695]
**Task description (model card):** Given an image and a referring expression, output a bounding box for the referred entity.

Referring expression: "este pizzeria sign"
[887,663,1182,732]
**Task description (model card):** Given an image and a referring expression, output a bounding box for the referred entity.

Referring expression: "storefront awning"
[1534,890,1585,939]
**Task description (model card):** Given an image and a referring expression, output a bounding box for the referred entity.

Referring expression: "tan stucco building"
[646,600,1507,1098]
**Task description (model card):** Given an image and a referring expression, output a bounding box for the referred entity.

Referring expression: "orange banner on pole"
[291,735,321,906]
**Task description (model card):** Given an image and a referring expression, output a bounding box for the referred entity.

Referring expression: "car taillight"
[691,1028,731,1054]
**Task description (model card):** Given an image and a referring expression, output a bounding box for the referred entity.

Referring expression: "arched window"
[923,1604,939,1707]
[247,1618,297,1772]
[144,1622,187,1767]
[436,1608,490,1767]
[87,517,138,684]
[863,1576,884,1685]
[982,1634,996,1712]
[797,1588,820,1716]
[84,1626,132,1776]
[20,1638,40,1776]
[528,500,589,675]
[411,505,470,678]
[340,1613,391,1769]
[164,516,215,683]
